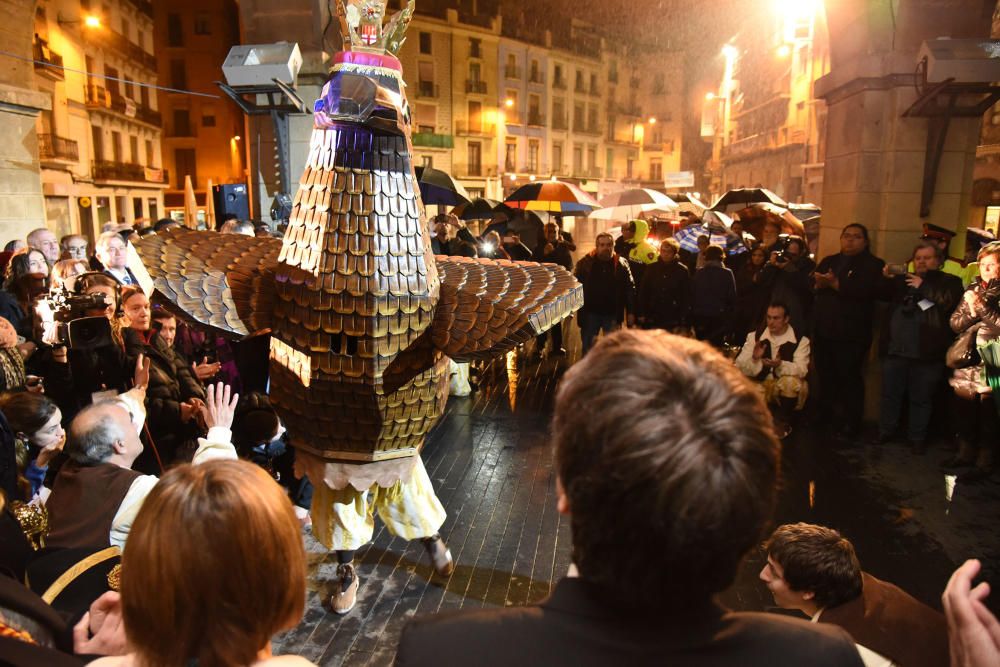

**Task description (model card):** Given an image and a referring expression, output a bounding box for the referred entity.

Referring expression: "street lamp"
[647,116,657,125]
[721,44,738,61]
[58,14,101,28]
[776,44,791,58]
[504,97,514,108]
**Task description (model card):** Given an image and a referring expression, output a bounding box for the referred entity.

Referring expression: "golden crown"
[336,0,414,56]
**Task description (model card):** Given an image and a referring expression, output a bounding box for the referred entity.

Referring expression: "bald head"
[68,402,139,466]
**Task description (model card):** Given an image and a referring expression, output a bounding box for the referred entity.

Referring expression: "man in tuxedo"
[95,231,140,287]
[396,330,864,667]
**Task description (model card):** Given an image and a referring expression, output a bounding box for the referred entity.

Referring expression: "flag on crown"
[335,0,414,56]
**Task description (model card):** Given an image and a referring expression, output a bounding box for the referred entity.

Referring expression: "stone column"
[0,0,52,241]
[814,0,994,262]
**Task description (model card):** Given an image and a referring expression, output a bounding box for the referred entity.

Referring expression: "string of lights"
[0,48,220,99]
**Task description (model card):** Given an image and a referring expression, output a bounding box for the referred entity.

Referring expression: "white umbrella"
[590,188,678,221]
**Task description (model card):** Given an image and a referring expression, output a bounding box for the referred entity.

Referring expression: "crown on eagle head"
[336,0,415,56]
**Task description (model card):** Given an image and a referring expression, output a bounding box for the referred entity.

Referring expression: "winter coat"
[692,261,736,318]
[638,259,691,330]
[575,252,635,322]
[759,255,816,335]
[141,331,205,459]
[878,270,963,360]
[812,250,885,343]
[949,279,1000,396]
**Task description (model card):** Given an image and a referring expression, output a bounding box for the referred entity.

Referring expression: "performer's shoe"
[331,563,359,615]
[422,535,454,577]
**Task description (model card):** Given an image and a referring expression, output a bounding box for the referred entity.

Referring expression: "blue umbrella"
[674,210,747,255]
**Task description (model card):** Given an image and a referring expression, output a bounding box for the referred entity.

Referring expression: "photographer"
[759,235,815,335]
[36,273,143,423]
[875,241,963,453]
[431,214,478,258]
[534,222,575,356]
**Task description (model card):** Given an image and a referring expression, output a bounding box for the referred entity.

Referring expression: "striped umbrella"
[674,210,747,255]
[590,188,678,221]
[504,181,601,214]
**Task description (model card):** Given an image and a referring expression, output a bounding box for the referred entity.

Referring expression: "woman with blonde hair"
[92,459,313,667]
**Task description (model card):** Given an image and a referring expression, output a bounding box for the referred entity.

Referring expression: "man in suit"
[396,329,864,667]
[761,523,948,667]
[95,231,140,287]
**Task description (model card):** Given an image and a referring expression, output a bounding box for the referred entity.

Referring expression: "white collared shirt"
[811,609,895,667]
[735,326,811,380]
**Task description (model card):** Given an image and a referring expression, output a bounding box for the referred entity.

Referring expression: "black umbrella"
[451,197,500,221]
[711,188,787,214]
[414,166,471,206]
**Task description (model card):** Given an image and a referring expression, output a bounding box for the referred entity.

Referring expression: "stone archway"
[0,0,50,240]
[815,0,996,261]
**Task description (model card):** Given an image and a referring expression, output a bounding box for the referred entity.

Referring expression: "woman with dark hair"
[0,248,49,337]
[735,244,770,334]
[943,242,1000,482]
[89,459,314,667]
[123,288,204,470]
[812,223,886,437]
[0,390,65,500]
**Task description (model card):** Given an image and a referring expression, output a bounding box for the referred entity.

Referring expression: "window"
[467,101,482,133]
[91,126,104,162]
[529,59,540,82]
[575,69,584,91]
[419,32,431,54]
[554,64,564,87]
[421,155,433,169]
[505,89,518,122]
[528,94,540,125]
[145,139,154,165]
[175,148,197,188]
[121,18,130,42]
[469,38,481,58]
[590,73,597,92]
[587,147,597,171]
[605,148,614,175]
[414,103,436,134]
[167,13,183,47]
[467,141,481,176]
[137,30,146,53]
[650,159,662,181]
[140,85,149,109]
[194,12,211,35]
[129,136,139,163]
[587,106,598,132]
[553,98,565,128]
[202,106,216,127]
[170,60,186,89]
[111,131,122,162]
[105,66,120,96]
[528,140,539,172]
[418,62,434,96]
[173,109,192,136]
[552,142,563,172]
[573,103,585,130]
[572,144,583,174]
[469,62,481,82]
[505,140,517,171]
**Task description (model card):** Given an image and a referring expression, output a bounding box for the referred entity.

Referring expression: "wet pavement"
[274,218,1000,665]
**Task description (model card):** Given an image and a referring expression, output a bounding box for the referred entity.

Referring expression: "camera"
[773,234,794,262]
[37,289,114,350]
[886,263,909,277]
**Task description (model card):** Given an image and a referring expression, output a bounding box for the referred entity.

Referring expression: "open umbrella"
[590,188,677,221]
[665,192,709,217]
[414,166,471,206]
[674,210,746,255]
[733,202,805,239]
[711,188,787,214]
[450,197,499,221]
[787,203,821,221]
[504,180,600,214]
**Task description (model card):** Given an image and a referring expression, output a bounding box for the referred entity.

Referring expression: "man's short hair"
[67,403,127,465]
[764,523,863,609]
[60,233,86,249]
[660,237,680,253]
[26,228,51,245]
[767,301,789,318]
[150,307,175,323]
[595,232,614,246]
[913,239,944,263]
[553,330,779,610]
[703,244,725,262]
[232,220,255,236]
[95,231,122,253]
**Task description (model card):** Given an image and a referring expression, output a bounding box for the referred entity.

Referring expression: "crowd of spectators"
[0,216,999,667]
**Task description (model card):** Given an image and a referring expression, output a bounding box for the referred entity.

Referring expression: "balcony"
[589,85,601,97]
[608,70,618,84]
[526,112,545,127]
[465,80,487,94]
[574,82,587,94]
[552,77,567,90]
[609,101,642,117]
[85,84,111,109]
[576,123,602,136]
[528,72,545,85]
[92,160,167,184]
[85,27,157,72]
[416,82,439,98]
[455,120,496,136]
[33,38,64,81]
[551,115,568,131]
[465,164,482,177]
[411,132,454,149]
[504,65,521,79]
[87,85,162,128]
[38,134,79,162]
[124,0,154,19]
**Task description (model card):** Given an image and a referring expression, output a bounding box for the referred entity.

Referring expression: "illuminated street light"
[529,174,536,182]
[85,15,101,27]
[58,13,102,28]
[776,44,791,58]
[508,173,516,181]
[705,92,716,101]
[504,98,514,108]
[647,117,657,125]
[232,135,241,142]
[721,44,738,60]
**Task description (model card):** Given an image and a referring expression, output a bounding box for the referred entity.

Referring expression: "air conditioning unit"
[222,43,302,87]
[918,38,1000,84]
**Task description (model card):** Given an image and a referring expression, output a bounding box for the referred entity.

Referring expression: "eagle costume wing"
[431,256,583,362]
[130,228,282,337]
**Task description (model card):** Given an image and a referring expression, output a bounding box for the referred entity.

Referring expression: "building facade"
[153,0,245,223]
[34,0,166,241]
[705,2,830,205]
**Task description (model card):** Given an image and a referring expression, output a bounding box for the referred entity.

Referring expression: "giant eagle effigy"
[130,1,582,499]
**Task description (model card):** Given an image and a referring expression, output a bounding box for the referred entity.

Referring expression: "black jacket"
[692,262,736,318]
[759,256,816,334]
[638,259,691,329]
[813,250,885,343]
[878,270,963,360]
[141,331,204,460]
[533,240,574,271]
[397,577,865,667]
[574,252,635,322]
